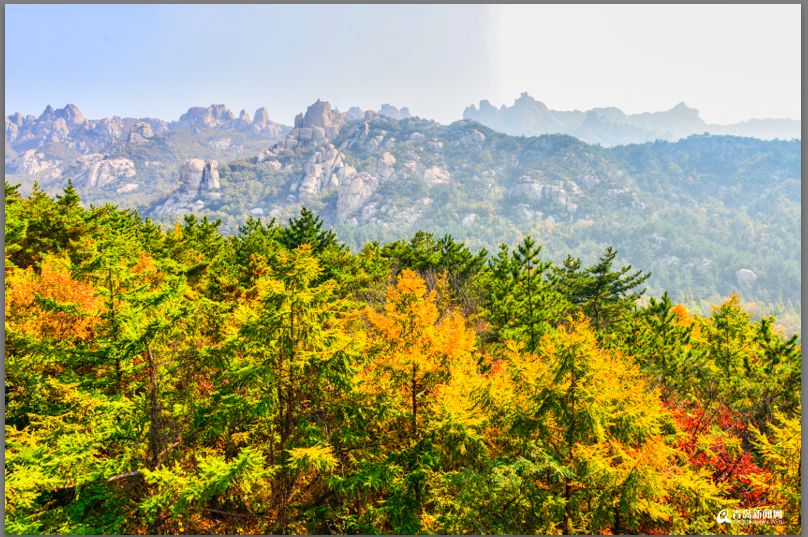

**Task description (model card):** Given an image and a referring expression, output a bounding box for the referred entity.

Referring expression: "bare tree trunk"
[145,340,160,470]
[277,302,297,534]
[411,364,418,437]
[108,269,122,389]
[563,480,571,535]
[144,339,161,535]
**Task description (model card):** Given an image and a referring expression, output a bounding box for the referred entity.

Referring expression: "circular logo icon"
[716,509,731,524]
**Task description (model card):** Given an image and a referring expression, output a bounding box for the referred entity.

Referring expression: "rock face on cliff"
[152,159,221,216]
[509,176,578,218]
[12,150,63,180]
[293,144,356,199]
[336,151,398,222]
[199,160,221,193]
[71,154,137,189]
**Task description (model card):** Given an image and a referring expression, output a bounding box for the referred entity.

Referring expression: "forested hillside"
[6,103,802,332]
[4,184,801,535]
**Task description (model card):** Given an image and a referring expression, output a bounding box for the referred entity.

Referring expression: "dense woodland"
[4,182,801,535]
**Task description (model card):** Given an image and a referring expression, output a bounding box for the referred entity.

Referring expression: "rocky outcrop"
[455,129,486,146]
[346,107,365,121]
[38,105,56,122]
[510,176,578,216]
[293,144,356,198]
[152,159,221,216]
[254,107,271,128]
[199,160,221,193]
[294,99,345,130]
[14,150,62,179]
[116,183,139,194]
[246,107,284,136]
[254,147,284,169]
[57,104,87,126]
[49,118,71,143]
[605,188,644,209]
[289,100,346,142]
[336,151,398,221]
[5,112,24,142]
[176,104,284,134]
[37,103,87,126]
[177,158,220,198]
[71,154,136,189]
[379,104,411,120]
[127,121,154,143]
[338,121,399,152]
[337,172,379,222]
[423,165,450,185]
[736,268,758,286]
[91,117,126,142]
[179,104,236,130]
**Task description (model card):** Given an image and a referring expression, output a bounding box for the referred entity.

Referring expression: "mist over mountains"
[464,92,801,145]
[4,98,801,328]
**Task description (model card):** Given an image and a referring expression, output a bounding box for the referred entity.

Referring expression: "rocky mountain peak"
[56,104,86,125]
[25,104,85,127]
[513,92,549,113]
[479,100,498,113]
[346,106,365,121]
[253,107,271,127]
[290,100,346,142]
[379,104,411,120]
[294,99,345,130]
[39,105,56,122]
[179,104,236,129]
[7,112,24,127]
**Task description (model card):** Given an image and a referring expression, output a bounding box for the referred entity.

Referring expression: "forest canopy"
[3,183,801,535]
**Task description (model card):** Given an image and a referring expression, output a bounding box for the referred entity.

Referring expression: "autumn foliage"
[3,185,801,535]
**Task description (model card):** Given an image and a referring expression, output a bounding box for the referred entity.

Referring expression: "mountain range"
[464,92,801,145]
[4,99,801,329]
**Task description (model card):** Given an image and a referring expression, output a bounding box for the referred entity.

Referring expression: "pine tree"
[4,181,28,268]
[485,237,566,350]
[278,207,339,254]
[551,247,650,331]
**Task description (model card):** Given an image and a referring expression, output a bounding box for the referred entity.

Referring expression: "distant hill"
[463,92,801,146]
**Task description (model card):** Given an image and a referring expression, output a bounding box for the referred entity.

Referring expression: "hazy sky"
[5,4,801,125]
